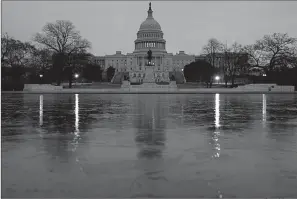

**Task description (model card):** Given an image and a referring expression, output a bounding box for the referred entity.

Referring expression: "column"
[142,56,145,66]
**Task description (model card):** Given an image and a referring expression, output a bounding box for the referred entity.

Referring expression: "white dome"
[139,2,162,31]
[139,18,161,31]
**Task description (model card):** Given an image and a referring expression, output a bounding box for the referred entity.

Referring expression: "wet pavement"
[1,93,297,198]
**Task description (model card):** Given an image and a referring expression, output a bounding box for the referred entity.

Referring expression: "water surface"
[2,93,297,198]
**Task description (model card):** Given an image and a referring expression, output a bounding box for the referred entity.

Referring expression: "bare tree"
[1,33,35,68]
[203,38,224,67]
[1,33,36,86]
[29,48,53,74]
[1,33,11,64]
[33,20,91,85]
[222,42,248,87]
[229,42,248,85]
[255,33,297,73]
[222,44,232,87]
[202,38,224,87]
[243,44,265,69]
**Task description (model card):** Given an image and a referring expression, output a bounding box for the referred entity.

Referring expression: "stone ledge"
[23,84,63,91]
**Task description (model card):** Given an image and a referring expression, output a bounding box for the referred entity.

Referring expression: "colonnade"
[135,42,165,50]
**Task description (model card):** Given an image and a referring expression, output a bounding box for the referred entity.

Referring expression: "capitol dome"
[139,18,161,31]
[139,2,162,31]
[134,2,166,52]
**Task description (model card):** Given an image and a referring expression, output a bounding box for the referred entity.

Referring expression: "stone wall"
[24,84,63,91]
[235,84,295,92]
[121,81,177,91]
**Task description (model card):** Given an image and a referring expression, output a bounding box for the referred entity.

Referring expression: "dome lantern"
[148,2,153,18]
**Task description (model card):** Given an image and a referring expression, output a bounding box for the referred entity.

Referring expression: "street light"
[74,73,79,78]
[215,76,220,85]
[39,74,43,84]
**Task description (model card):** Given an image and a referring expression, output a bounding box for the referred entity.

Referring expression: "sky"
[2,1,297,56]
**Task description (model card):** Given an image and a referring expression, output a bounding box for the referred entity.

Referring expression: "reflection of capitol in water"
[134,95,167,159]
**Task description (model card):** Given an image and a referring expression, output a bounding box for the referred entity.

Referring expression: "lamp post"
[215,76,220,85]
[39,74,43,84]
[74,73,79,85]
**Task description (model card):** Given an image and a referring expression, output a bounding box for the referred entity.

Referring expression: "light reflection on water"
[1,93,297,198]
[72,94,80,152]
[213,93,221,159]
[39,95,43,126]
[262,94,267,125]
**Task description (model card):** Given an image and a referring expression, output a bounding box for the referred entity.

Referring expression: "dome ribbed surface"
[139,18,161,31]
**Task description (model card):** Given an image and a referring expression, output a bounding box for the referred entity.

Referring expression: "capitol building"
[93,2,196,84]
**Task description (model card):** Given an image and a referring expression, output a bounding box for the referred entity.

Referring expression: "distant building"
[90,3,250,83]
[91,3,195,83]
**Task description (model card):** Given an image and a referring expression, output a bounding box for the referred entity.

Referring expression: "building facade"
[92,3,195,83]
[91,3,250,83]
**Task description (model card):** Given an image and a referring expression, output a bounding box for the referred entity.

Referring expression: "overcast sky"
[2,1,297,56]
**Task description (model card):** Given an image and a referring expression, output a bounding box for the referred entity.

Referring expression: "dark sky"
[2,1,297,55]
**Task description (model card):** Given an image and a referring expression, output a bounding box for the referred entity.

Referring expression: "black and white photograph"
[1,1,297,198]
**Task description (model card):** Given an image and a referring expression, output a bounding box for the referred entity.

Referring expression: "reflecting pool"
[1,94,297,198]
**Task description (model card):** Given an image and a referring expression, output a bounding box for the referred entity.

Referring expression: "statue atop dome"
[149,2,151,11]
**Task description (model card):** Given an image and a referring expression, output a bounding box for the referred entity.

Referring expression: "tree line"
[184,33,297,88]
[2,20,117,91]
[2,20,297,90]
